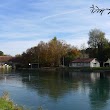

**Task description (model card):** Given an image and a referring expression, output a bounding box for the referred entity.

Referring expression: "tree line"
[12,37,82,68]
[11,28,110,68]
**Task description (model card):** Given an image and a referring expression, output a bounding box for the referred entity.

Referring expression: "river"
[0,70,110,110]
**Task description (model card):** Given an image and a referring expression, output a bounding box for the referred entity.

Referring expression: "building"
[69,58,100,67]
[0,56,13,68]
[103,58,110,67]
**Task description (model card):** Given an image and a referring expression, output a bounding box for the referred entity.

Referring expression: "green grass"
[0,92,43,110]
[0,92,23,110]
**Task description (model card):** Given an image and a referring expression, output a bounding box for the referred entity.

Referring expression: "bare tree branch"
[90,5,110,15]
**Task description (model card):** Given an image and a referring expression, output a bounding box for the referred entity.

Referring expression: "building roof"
[72,58,95,63]
[0,56,13,62]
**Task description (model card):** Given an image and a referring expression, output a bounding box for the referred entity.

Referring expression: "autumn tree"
[48,37,69,66]
[37,41,49,66]
[65,46,81,66]
[13,37,81,68]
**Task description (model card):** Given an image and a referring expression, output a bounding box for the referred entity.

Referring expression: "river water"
[0,70,110,110]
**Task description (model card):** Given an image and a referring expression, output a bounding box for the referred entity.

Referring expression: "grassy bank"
[0,92,43,110]
[17,66,110,73]
[0,92,23,110]
[67,67,110,72]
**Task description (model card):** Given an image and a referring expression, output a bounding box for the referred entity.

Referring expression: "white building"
[103,58,110,67]
[69,58,100,67]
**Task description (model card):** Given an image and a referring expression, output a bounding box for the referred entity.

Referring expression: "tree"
[48,37,69,66]
[88,28,109,66]
[88,29,108,48]
[0,51,4,56]
[13,37,81,67]
[65,46,81,66]
[80,43,89,58]
[16,37,70,67]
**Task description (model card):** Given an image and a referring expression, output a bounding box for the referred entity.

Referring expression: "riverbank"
[17,67,110,72]
[67,67,110,72]
[0,92,23,110]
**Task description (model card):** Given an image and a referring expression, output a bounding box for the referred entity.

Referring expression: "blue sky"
[0,0,110,56]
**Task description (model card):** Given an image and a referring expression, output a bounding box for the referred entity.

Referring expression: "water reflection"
[21,71,102,100]
[90,73,100,82]
[20,71,110,110]
[0,70,110,110]
[21,71,74,100]
[89,73,110,110]
[0,68,12,74]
